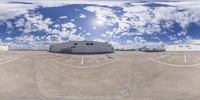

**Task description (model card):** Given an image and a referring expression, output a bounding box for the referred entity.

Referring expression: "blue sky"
[0,0,200,49]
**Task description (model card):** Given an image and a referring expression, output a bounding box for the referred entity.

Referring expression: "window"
[86,43,90,45]
[86,43,93,45]
[74,43,77,45]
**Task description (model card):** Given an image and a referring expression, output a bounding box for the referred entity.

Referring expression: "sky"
[0,0,200,49]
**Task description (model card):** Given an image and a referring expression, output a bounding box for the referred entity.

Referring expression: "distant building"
[49,41,114,54]
[139,45,165,52]
[166,44,200,51]
[0,44,8,51]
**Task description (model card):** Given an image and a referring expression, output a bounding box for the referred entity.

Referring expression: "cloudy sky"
[0,0,200,49]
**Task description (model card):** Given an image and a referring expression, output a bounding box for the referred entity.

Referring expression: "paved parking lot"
[0,51,200,100]
[142,52,200,67]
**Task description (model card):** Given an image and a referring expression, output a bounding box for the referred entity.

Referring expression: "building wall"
[166,45,200,51]
[0,45,8,51]
[49,41,114,54]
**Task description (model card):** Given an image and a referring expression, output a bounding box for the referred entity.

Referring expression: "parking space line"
[81,56,84,65]
[98,55,109,60]
[167,56,174,62]
[141,53,200,68]
[184,53,187,63]
[90,56,100,63]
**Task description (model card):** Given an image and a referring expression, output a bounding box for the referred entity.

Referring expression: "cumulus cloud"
[4,12,85,49]
[0,0,127,20]
[85,2,200,45]
[61,22,76,29]
[0,3,37,20]
[79,14,86,18]
[5,37,13,41]
[93,38,106,42]
[21,13,53,33]
[85,6,119,27]
[59,16,67,19]
[86,32,91,35]
[1,1,200,49]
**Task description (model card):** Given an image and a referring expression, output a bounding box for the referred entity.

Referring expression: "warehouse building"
[0,44,8,51]
[49,41,114,54]
[166,44,200,51]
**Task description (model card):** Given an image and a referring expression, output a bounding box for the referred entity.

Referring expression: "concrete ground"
[0,51,200,100]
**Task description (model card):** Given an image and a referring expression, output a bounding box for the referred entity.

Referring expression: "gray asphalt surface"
[0,51,200,100]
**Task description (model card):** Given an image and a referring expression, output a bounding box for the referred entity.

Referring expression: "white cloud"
[5,11,85,48]
[0,3,37,20]
[15,18,25,27]
[59,16,67,19]
[70,18,75,22]
[61,22,76,29]
[93,26,96,30]
[86,32,91,35]
[46,35,63,43]
[11,34,50,50]
[153,6,200,29]
[174,40,183,44]
[2,1,200,49]
[20,13,53,33]
[93,38,106,42]
[79,14,86,18]
[50,22,85,41]
[169,35,177,41]
[185,36,200,45]
[5,0,129,7]
[5,37,13,41]
[177,31,186,36]
[0,0,127,21]
[85,2,200,41]
[85,6,119,27]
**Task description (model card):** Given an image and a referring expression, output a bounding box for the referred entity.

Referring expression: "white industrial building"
[166,44,200,51]
[49,41,114,54]
[0,44,8,51]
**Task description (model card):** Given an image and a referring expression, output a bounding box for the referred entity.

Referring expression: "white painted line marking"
[156,55,170,59]
[184,53,187,63]
[48,57,118,69]
[167,56,174,62]
[99,55,112,61]
[81,55,84,65]
[90,56,100,63]
[140,53,200,67]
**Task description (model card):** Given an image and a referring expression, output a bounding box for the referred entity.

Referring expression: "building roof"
[51,40,109,45]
